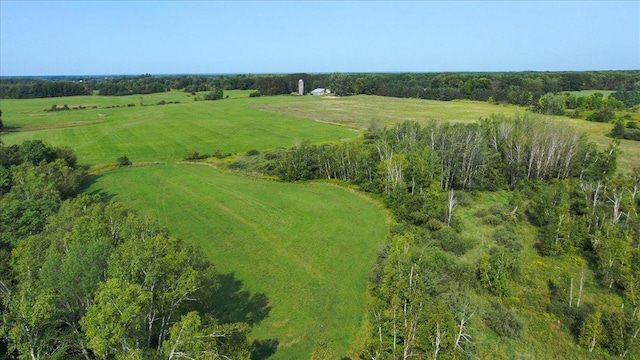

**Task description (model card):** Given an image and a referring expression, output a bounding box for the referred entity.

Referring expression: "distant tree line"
[0,80,90,99]
[96,74,167,96]
[2,71,639,104]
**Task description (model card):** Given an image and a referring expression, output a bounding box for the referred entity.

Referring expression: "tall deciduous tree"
[81,278,150,358]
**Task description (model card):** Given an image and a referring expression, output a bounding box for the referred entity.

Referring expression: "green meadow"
[0,91,357,168]
[86,164,389,359]
[256,95,639,173]
[3,91,635,173]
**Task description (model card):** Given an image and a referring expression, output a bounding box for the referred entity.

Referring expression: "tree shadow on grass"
[208,272,272,326]
[250,338,279,360]
[193,271,278,359]
[80,173,116,203]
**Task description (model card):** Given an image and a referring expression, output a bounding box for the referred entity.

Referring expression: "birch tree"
[81,278,149,358]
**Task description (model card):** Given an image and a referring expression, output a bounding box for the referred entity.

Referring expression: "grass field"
[0,91,357,168]
[3,92,636,172]
[255,95,639,173]
[563,90,615,97]
[86,164,389,359]
[254,95,525,128]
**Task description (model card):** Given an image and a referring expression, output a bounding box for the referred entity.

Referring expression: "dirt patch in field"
[5,120,104,132]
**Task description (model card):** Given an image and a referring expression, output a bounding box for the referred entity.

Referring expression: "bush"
[587,107,615,123]
[227,160,248,171]
[263,151,281,160]
[484,301,523,338]
[433,227,476,255]
[246,149,260,156]
[426,218,444,231]
[482,215,502,225]
[250,90,261,98]
[212,150,232,159]
[494,225,522,252]
[184,151,210,161]
[117,156,132,166]
[623,128,640,141]
[204,88,224,101]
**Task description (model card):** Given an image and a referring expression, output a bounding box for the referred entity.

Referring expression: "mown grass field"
[0,91,357,168]
[564,90,615,97]
[86,164,389,359]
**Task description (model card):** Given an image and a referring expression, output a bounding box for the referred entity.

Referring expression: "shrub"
[212,150,232,159]
[204,88,224,101]
[587,107,614,122]
[263,151,281,160]
[494,225,522,252]
[426,218,444,231]
[227,160,248,171]
[484,301,523,338]
[117,156,132,166]
[184,151,206,160]
[246,149,260,156]
[482,215,502,225]
[623,129,640,141]
[433,227,476,255]
[250,90,262,98]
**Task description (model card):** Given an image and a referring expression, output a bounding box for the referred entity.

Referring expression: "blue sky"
[1,1,638,76]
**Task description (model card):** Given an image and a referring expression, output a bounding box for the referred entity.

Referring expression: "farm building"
[310,88,331,96]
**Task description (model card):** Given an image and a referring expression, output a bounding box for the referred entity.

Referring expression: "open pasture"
[255,95,638,173]
[254,95,525,129]
[0,91,357,167]
[86,164,389,359]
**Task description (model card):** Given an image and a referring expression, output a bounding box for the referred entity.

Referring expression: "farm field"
[255,95,525,128]
[0,91,357,168]
[85,164,389,359]
[255,95,639,173]
[4,92,635,172]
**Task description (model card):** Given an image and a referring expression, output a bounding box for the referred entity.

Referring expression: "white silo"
[298,79,304,96]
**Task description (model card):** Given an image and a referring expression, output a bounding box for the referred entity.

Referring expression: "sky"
[0,1,638,76]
